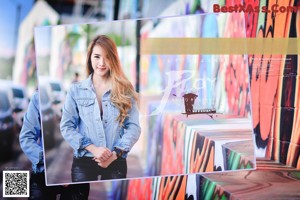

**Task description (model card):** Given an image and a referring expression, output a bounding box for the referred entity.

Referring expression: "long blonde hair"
[86,35,138,126]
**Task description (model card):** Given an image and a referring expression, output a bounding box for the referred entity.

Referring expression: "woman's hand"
[86,144,112,162]
[93,151,117,168]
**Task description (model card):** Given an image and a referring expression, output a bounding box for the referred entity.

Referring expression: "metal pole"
[113,0,120,20]
[135,0,141,92]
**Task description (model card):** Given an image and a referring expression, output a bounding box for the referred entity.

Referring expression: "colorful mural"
[201,169,300,199]
[3,0,300,199]
[32,0,300,199]
[137,8,254,180]
[122,6,255,200]
[118,0,300,199]
[159,115,254,175]
[216,12,251,117]
[239,0,300,168]
[123,162,300,200]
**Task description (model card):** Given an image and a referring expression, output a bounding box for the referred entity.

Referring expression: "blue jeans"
[71,157,127,182]
[29,172,89,200]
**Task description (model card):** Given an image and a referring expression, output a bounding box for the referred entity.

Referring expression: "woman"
[60,35,141,182]
[20,90,90,199]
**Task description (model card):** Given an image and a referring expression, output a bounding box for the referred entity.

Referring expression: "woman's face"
[91,45,110,78]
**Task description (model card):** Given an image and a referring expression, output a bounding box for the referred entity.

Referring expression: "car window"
[0,91,10,112]
[12,88,24,98]
[50,83,61,92]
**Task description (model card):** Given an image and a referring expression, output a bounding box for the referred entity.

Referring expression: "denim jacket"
[19,91,44,173]
[60,74,141,158]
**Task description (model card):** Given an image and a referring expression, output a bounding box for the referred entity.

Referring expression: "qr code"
[3,171,29,197]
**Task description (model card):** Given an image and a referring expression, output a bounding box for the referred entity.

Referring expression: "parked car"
[39,76,65,120]
[39,86,57,149]
[11,85,28,131]
[49,81,64,104]
[0,80,28,132]
[0,88,16,161]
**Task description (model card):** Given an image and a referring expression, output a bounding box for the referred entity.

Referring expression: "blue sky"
[0,0,34,57]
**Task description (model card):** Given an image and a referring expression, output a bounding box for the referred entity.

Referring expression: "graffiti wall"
[136,12,255,179]
[117,0,300,199]
[140,13,251,117]
[123,167,300,200]
[240,0,300,168]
